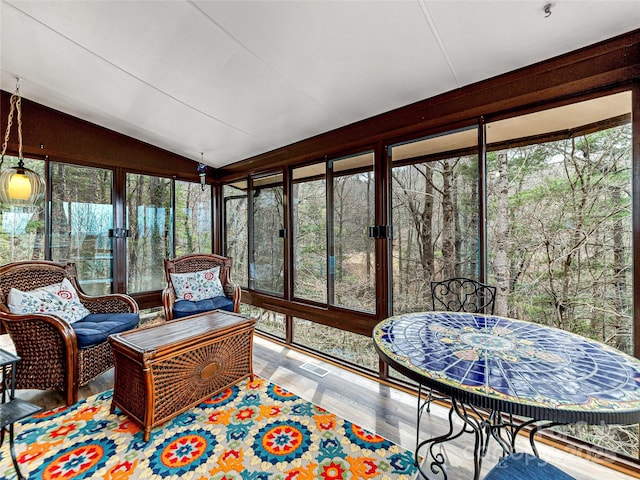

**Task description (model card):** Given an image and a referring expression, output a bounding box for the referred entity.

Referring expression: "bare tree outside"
[224,183,249,288]
[292,175,327,303]
[252,177,285,294]
[50,164,113,295]
[391,152,479,314]
[174,180,212,257]
[332,170,375,312]
[126,174,171,293]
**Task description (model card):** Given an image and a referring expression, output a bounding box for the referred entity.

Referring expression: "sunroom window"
[485,91,635,458]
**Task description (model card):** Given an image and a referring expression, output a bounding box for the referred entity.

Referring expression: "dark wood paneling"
[242,290,377,337]
[374,140,390,320]
[131,291,163,311]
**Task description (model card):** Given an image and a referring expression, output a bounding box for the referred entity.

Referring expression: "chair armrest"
[0,310,80,400]
[223,281,241,313]
[162,285,177,320]
[0,310,79,358]
[77,293,139,314]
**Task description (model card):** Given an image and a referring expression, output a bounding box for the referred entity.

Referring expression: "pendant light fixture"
[197,152,207,191]
[0,79,45,206]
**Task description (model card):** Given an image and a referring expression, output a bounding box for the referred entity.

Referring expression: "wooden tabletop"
[110,310,255,355]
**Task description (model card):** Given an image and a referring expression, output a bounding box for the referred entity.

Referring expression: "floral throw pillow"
[7,278,91,324]
[170,266,225,302]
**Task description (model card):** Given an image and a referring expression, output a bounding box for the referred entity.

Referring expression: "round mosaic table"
[373,312,640,479]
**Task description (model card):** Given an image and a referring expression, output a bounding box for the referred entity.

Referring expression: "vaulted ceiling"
[1,1,640,168]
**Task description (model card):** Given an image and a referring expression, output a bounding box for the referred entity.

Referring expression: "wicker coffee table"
[109,310,256,441]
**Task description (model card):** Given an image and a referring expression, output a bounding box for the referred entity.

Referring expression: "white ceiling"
[1,1,640,168]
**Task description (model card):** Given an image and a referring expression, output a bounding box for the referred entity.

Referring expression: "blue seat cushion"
[484,453,576,480]
[71,313,140,348]
[173,296,234,319]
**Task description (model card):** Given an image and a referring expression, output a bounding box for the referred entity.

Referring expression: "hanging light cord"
[1,80,23,161]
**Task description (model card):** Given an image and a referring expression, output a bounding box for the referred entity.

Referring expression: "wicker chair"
[162,253,241,320]
[0,260,139,406]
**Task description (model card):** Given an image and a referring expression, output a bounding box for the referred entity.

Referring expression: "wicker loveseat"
[0,260,139,406]
[162,253,241,320]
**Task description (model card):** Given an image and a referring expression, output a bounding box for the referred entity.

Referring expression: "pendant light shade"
[0,158,45,205]
[1,78,45,206]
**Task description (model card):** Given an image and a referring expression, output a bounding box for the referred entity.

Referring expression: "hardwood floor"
[1,333,637,479]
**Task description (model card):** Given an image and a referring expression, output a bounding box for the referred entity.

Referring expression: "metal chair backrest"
[430,277,496,314]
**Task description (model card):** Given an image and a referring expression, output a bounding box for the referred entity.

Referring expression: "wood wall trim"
[242,290,376,337]
[633,82,640,359]
[217,28,640,181]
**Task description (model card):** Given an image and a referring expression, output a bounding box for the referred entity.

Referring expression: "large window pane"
[174,180,211,256]
[390,128,479,315]
[292,164,326,303]
[486,92,632,350]
[251,174,284,294]
[126,173,171,292]
[223,181,248,288]
[0,156,45,263]
[331,153,375,312]
[240,303,285,339]
[486,91,634,458]
[293,318,378,370]
[51,163,113,295]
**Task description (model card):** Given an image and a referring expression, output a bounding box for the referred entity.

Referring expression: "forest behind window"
[251,174,284,294]
[390,128,479,315]
[174,180,212,257]
[0,161,210,295]
[486,125,632,352]
[292,163,327,303]
[126,173,171,293]
[223,181,248,288]
[229,92,636,458]
[51,164,113,295]
[387,92,635,456]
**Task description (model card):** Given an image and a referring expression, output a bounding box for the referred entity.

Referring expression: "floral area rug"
[0,377,417,479]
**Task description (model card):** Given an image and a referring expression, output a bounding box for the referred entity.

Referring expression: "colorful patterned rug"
[0,377,417,479]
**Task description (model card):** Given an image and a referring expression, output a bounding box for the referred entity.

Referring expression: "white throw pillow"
[7,278,90,324]
[170,266,224,302]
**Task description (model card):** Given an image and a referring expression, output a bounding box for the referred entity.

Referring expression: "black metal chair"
[426,277,497,411]
[430,277,496,314]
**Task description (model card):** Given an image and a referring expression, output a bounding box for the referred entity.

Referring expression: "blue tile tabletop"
[373,312,640,424]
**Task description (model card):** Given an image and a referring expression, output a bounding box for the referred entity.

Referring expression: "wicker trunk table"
[109,310,256,441]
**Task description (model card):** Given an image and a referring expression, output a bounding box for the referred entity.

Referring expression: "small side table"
[1,348,42,480]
